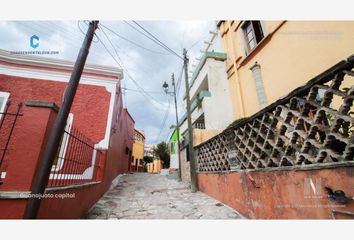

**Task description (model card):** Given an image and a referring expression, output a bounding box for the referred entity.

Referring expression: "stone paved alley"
[86,173,243,219]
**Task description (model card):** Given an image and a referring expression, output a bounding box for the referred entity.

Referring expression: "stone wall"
[180,148,191,185]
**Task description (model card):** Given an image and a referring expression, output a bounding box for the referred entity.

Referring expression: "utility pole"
[162,74,181,181]
[183,48,198,192]
[23,21,99,219]
[171,73,182,181]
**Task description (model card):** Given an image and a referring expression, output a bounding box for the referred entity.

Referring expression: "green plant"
[142,156,154,165]
[153,141,170,168]
[339,112,354,137]
[228,117,249,128]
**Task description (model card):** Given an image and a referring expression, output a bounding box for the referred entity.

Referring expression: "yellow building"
[131,129,145,172]
[146,159,164,174]
[218,21,354,119]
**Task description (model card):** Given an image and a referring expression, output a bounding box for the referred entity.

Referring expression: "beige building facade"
[218,21,354,119]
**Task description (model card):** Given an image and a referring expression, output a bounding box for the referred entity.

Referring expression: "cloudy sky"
[0,20,216,144]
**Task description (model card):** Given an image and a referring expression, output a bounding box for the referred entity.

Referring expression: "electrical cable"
[131,20,184,60]
[99,26,162,103]
[124,20,183,60]
[154,98,172,143]
[99,23,170,55]
[122,87,164,94]
[97,25,166,108]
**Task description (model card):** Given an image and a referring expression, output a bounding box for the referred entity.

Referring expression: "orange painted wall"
[197,167,354,219]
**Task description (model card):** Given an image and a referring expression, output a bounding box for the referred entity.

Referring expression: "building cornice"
[0,49,123,80]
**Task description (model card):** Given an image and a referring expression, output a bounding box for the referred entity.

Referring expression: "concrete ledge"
[0,182,101,199]
[25,100,59,112]
[45,181,101,192]
[197,161,354,174]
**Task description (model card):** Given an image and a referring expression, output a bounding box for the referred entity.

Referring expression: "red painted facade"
[0,54,135,218]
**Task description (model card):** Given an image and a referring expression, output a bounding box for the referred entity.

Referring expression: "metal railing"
[47,127,100,187]
[0,101,23,183]
[195,55,354,172]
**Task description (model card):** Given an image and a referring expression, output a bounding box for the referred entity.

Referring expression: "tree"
[142,156,154,165]
[153,141,170,168]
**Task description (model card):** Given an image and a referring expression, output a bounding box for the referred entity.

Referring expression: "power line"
[99,23,169,83]
[132,20,184,60]
[124,21,168,51]
[124,20,183,60]
[175,65,184,96]
[187,32,210,51]
[122,87,164,94]
[17,21,103,60]
[99,23,170,55]
[95,33,123,68]
[100,30,161,103]
[97,25,166,108]
[155,98,172,143]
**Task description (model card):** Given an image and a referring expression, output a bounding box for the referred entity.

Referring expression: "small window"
[242,21,264,53]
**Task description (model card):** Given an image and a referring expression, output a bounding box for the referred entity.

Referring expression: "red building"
[0,49,135,218]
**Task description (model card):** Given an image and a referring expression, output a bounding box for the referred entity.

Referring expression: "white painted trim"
[97,84,116,149]
[49,147,98,180]
[0,64,119,85]
[0,64,117,150]
[0,91,10,114]
[51,113,73,172]
[0,172,6,179]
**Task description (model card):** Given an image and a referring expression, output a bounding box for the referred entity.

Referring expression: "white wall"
[203,59,234,130]
[170,144,179,169]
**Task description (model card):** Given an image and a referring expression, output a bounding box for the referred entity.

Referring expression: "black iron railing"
[195,55,354,172]
[0,101,23,184]
[47,127,101,187]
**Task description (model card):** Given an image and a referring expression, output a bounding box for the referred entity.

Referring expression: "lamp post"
[162,73,182,181]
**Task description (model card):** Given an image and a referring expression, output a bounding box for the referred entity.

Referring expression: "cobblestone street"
[86,173,243,219]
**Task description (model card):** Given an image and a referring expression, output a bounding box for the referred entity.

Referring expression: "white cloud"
[0,20,213,144]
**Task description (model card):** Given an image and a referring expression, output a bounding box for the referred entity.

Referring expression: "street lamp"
[162,73,182,181]
[162,81,169,94]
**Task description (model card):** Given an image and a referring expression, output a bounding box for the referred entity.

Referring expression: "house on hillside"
[131,129,145,172]
[178,27,233,183]
[0,49,135,219]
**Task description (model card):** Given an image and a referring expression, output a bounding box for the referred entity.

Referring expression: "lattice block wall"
[196,57,354,172]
